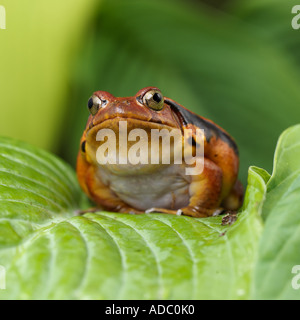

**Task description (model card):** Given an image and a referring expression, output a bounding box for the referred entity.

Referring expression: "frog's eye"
[142,89,164,111]
[87,95,105,116]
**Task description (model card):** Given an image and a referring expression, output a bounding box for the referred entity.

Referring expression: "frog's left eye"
[142,89,164,111]
[87,95,105,116]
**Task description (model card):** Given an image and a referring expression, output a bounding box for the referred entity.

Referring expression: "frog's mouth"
[87,116,181,137]
[87,115,181,135]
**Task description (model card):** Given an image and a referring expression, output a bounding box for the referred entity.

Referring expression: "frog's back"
[165,98,239,156]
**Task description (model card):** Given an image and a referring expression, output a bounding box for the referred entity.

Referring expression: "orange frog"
[76,87,243,217]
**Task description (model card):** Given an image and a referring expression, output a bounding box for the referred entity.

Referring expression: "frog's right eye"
[87,95,104,116]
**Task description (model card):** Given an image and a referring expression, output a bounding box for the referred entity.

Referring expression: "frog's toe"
[178,206,211,218]
[145,208,156,214]
[176,209,183,216]
[212,208,225,216]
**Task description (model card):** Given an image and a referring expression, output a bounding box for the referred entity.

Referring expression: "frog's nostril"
[124,100,131,106]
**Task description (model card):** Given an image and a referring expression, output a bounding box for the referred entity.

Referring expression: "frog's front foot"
[145,206,213,218]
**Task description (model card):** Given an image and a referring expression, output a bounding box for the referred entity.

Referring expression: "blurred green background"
[1,0,300,185]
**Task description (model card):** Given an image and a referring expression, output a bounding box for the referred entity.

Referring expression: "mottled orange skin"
[76,87,243,217]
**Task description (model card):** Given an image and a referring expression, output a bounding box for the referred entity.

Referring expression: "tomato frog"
[76,87,243,217]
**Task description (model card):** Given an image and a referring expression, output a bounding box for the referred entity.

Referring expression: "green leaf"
[0,137,265,299]
[252,124,300,299]
[0,137,86,242]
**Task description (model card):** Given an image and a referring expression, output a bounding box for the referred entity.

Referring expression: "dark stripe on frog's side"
[165,99,239,156]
